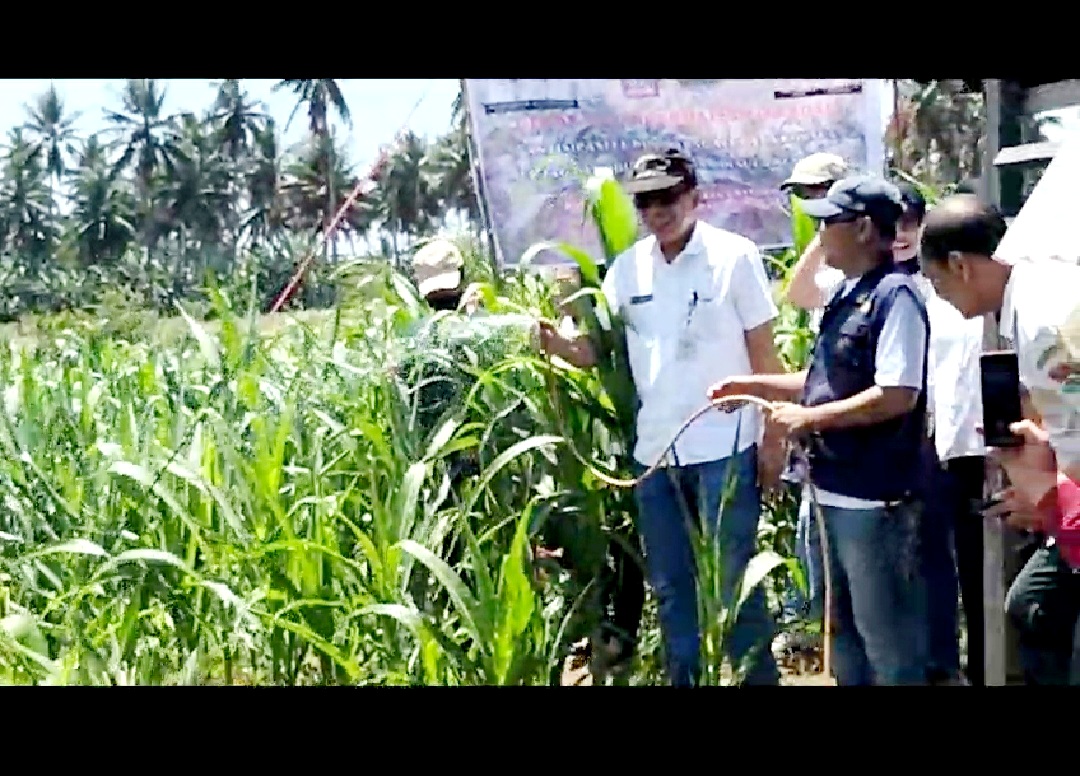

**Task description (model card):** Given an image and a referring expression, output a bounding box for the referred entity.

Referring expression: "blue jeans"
[819,500,927,685]
[634,444,779,686]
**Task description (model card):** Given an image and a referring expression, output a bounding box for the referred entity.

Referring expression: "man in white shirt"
[539,148,787,686]
[919,194,1080,684]
[917,284,989,686]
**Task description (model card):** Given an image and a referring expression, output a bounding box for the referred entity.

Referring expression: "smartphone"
[980,350,1023,448]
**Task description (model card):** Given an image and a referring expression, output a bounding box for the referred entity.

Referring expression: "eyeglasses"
[790,183,832,200]
[818,212,863,226]
[634,185,688,210]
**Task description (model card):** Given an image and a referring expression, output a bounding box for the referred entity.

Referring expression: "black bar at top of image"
[773,83,864,100]
[482,99,581,115]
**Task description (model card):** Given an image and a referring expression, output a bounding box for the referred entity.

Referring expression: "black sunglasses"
[633,185,688,210]
[790,183,833,200]
[817,211,863,226]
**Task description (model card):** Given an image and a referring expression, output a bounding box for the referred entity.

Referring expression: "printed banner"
[463,78,887,268]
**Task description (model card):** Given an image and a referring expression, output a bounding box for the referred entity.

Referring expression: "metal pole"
[459,78,502,273]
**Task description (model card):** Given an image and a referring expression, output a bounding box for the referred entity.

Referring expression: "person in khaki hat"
[771,153,849,666]
[779,153,850,201]
[780,153,851,314]
[410,237,479,312]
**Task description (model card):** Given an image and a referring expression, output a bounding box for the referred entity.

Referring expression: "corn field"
[0,174,818,686]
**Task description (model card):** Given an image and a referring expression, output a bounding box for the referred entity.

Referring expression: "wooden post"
[458,79,502,273]
[979,79,1029,686]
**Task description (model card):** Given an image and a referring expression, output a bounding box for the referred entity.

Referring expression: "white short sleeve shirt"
[602,221,779,468]
[999,259,1080,472]
[918,280,987,462]
[810,265,845,332]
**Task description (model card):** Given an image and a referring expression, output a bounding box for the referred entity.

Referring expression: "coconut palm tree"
[103,79,183,249]
[0,128,57,271]
[66,134,137,269]
[272,79,354,266]
[22,82,80,231]
[209,79,269,161]
[273,79,352,137]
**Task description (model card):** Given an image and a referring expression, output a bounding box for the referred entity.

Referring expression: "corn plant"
[0,160,814,685]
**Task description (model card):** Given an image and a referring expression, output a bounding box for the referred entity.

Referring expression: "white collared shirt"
[601,221,779,468]
[913,275,988,462]
[998,258,1080,471]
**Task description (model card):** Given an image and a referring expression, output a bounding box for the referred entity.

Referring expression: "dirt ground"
[560,642,837,686]
[777,649,837,686]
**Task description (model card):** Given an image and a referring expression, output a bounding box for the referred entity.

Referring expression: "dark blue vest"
[801,260,930,502]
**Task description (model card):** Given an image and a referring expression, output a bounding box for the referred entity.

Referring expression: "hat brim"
[418,269,463,298]
[779,174,835,191]
[799,197,847,219]
[622,173,686,194]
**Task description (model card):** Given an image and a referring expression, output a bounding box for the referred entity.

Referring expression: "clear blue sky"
[0,79,462,168]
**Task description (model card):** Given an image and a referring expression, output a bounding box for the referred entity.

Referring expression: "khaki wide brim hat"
[779,153,849,191]
[412,239,464,297]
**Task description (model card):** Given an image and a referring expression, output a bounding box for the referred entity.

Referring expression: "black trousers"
[928,454,988,685]
[596,527,646,652]
[1005,544,1080,685]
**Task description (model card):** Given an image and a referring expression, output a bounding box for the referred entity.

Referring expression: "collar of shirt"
[999,260,1023,342]
[646,219,707,267]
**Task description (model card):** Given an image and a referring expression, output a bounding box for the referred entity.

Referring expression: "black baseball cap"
[622,148,698,194]
[800,175,904,228]
[896,182,927,222]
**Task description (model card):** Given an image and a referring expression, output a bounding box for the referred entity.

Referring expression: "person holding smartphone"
[918,194,1080,684]
[983,420,1080,684]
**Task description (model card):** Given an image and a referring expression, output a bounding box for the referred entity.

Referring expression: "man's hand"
[537,319,563,357]
[757,420,787,494]
[988,420,1059,509]
[768,402,820,437]
[983,488,1049,533]
[537,319,596,368]
[707,376,757,413]
[461,284,484,314]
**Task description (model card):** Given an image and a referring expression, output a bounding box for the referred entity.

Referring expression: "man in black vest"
[711,175,931,685]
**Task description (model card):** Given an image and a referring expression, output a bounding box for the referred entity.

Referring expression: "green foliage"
[0,79,481,324]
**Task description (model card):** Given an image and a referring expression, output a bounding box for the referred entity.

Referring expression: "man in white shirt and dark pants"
[919,194,1080,684]
[539,148,788,686]
[916,267,989,685]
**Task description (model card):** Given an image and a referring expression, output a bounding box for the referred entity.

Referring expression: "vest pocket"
[833,321,872,368]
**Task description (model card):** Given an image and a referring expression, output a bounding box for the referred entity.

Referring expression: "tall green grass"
[0,172,814,685]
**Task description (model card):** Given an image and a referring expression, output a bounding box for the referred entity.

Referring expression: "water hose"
[543,380,834,682]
